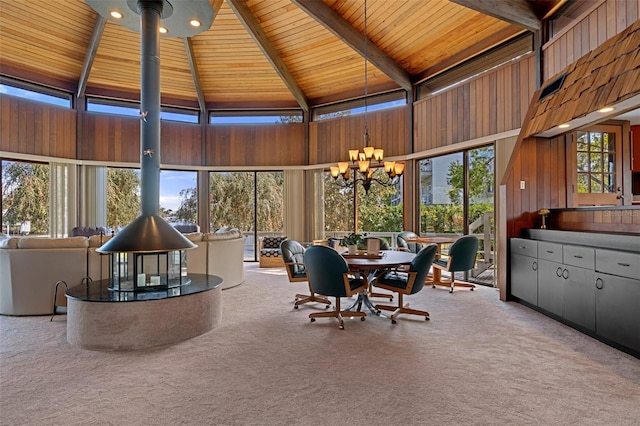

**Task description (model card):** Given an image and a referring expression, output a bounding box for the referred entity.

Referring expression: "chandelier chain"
[363,0,368,136]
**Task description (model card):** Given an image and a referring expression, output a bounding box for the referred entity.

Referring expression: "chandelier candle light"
[330,0,404,194]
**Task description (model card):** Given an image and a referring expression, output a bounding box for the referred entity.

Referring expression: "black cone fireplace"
[92,0,202,291]
[67,0,221,351]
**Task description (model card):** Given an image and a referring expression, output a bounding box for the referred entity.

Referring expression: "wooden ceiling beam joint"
[184,37,207,114]
[450,0,541,32]
[291,0,412,92]
[78,14,106,99]
[227,0,309,112]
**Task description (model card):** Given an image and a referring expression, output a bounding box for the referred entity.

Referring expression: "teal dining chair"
[432,235,479,293]
[280,239,331,309]
[373,244,437,323]
[303,245,367,329]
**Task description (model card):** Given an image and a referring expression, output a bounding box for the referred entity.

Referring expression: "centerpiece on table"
[340,232,366,255]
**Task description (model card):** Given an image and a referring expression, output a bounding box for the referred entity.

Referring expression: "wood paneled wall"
[543,0,640,80]
[0,95,76,159]
[504,135,567,238]
[504,133,640,236]
[206,123,306,167]
[161,121,202,167]
[308,107,409,165]
[80,114,306,167]
[80,113,140,163]
[413,55,536,151]
[552,208,640,233]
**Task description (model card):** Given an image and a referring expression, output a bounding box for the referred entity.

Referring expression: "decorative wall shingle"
[523,19,640,137]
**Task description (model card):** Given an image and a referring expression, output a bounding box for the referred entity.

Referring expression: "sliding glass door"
[209,171,283,261]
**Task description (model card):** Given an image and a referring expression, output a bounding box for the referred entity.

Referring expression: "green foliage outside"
[323,173,354,233]
[107,168,140,229]
[357,173,402,232]
[420,146,494,234]
[174,187,197,223]
[323,169,402,234]
[1,161,49,234]
[207,172,284,232]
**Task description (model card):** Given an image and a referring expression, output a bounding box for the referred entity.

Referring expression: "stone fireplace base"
[66,274,222,351]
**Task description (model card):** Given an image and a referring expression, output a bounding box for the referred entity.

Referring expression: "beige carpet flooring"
[1,263,639,426]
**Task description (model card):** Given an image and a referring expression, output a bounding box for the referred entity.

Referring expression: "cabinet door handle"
[556,267,563,277]
[573,255,583,259]
[532,261,537,271]
[617,262,630,267]
[595,277,604,290]
[546,250,555,254]
[562,269,569,279]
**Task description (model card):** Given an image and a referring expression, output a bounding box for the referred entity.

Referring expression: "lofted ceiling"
[0,0,567,112]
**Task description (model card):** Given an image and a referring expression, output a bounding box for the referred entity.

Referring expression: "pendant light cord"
[363,0,368,143]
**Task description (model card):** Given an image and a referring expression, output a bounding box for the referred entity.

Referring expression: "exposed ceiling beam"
[184,0,223,114]
[77,14,106,98]
[450,0,541,32]
[291,0,412,92]
[183,37,206,113]
[227,0,309,112]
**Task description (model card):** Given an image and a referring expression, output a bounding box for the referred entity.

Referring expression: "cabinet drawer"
[538,242,563,261]
[563,245,594,269]
[596,249,640,279]
[510,238,537,257]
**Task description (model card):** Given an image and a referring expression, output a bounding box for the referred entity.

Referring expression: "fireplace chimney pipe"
[139,0,162,217]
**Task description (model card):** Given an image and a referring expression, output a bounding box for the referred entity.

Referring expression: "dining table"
[406,236,458,286]
[341,250,416,314]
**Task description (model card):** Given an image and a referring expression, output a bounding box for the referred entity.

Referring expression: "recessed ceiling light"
[558,123,570,129]
[110,10,123,19]
[159,27,168,34]
[599,106,614,113]
[190,19,201,27]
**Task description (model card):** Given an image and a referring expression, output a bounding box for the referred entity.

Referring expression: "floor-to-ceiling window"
[106,167,140,231]
[418,144,495,285]
[209,171,283,261]
[419,152,464,234]
[159,170,198,224]
[323,171,355,237]
[1,160,50,236]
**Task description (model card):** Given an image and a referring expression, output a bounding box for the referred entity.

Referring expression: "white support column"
[79,165,108,228]
[50,162,78,237]
[283,169,306,242]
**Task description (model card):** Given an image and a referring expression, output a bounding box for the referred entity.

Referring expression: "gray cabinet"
[509,231,640,356]
[537,242,563,316]
[595,249,640,352]
[562,265,595,330]
[510,238,538,305]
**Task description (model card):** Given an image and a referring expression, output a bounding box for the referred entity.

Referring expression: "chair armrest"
[432,255,452,271]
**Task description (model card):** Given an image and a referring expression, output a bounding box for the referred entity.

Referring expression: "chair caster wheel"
[325,305,330,309]
[432,285,436,288]
[339,325,344,330]
[391,319,397,324]
[310,318,315,322]
[361,317,365,321]
[449,290,453,293]
[470,288,474,291]
[294,305,299,309]
[425,317,430,321]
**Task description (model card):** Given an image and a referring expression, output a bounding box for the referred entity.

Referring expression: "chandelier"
[330,0,404,194]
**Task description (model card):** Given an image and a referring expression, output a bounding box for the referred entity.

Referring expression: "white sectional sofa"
[0,237,90,316]
[0,228,246,316]
[182,228,246,290]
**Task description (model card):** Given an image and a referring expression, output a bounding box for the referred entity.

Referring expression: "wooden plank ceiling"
[0,0,565,111]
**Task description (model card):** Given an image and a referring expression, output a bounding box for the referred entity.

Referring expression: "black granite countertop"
[66,273,222,302]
